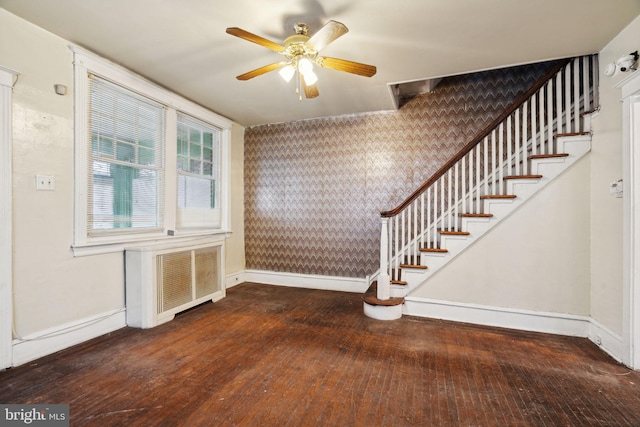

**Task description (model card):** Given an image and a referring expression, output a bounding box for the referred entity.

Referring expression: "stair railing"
[374,55,598,300]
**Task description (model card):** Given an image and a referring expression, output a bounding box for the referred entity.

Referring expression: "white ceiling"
[2,0,640,127]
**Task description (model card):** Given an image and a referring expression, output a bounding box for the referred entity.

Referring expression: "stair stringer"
[390,134,592,300]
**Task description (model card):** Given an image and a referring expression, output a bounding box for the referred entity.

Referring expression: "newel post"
[377,217,391,300]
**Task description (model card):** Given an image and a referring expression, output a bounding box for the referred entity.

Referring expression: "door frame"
[619,70,640,369]
[0,66,17,369]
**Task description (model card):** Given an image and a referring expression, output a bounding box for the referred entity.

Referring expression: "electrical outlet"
[36,174,55,191]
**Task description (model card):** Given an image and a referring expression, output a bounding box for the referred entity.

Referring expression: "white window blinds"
[176,114,221,229]
[88,76,165,234]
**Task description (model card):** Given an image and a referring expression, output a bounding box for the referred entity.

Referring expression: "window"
[176,114,221,228]
[89,77,165,233]
[72,47,231,255]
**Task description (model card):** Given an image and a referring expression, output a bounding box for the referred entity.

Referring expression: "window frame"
[176,113,222,229]
[71,46,232,256]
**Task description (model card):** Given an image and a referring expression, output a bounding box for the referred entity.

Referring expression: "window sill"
[71,229,231,257]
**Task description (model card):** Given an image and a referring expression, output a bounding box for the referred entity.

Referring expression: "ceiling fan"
[226,20,376,100]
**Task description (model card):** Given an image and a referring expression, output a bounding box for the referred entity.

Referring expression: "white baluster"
[461,155,467,216]
[413,199,420,264]
[515,108,521,176]
[573,58,580,132]
[448,168,453,231]
[547,80,553,154]
[507,115,512,177]
[475,145,481,213]
[538,85,545,155]
[426,187,431,248]
[400,209,406,266]
[394,214,399,279]
[438,179,443,243]
[523,101,528,175]
[531,92,537,156]
[483,136,489,196]
[491,130,497,195]
[565,63,571,133]
[420,193,425,249]
[406,204,411,261]
[498,123,504,191]
[556,72,563,139]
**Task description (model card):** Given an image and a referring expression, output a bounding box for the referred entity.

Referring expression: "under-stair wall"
[406,151,591,329]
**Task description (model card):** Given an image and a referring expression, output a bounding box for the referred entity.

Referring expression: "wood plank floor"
[2,282,640,426]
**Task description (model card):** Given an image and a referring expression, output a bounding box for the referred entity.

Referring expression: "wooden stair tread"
[399,263,428,269]
[439,230,470,236]
[362,282,405,306]
[581,107,599,116]
[459,213,493,218]
[504,174,542,180]
[555,131,590,137]
[420,247,448,253]
[529,153,569,160]
[391,280,408,286]
[481,194,517,199]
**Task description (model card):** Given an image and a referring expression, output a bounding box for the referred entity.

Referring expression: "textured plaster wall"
[245,62,554,278]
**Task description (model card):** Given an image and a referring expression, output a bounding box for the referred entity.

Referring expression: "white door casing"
[618,69,640,369]
[0,66,17,369]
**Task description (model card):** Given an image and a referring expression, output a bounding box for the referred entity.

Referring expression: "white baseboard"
[12,308,126,367]
[242,269,368,293]
[588,318,625,364]
[404,297,591,337]
[225,271,246,289]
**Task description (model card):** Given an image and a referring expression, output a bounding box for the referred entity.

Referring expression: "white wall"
[0,9,245,363]
[410,155,591,316]
[226,123,246,278]
[591,15,640,336]
[1,10,125,339]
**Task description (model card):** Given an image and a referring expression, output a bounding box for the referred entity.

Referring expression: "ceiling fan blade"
[303,81,319,99]
[316,56,377,77]
[226,27,285,53]
[236,62,287,80]
[305,20,348,51]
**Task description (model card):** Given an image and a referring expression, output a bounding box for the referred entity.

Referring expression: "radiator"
[125,240,225,328]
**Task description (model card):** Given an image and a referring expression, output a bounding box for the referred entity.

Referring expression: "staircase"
[364,55,598,320]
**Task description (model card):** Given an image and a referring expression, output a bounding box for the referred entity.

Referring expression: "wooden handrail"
[380,58,573,218]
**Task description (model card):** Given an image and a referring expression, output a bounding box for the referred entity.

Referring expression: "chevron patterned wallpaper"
[244,62,555,280]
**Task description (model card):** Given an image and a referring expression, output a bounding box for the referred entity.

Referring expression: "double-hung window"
[89,77,165,232]
[176,114,221,229]
[72,47,231,255]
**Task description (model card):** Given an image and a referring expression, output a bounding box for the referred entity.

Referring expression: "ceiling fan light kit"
[226,20,376,100]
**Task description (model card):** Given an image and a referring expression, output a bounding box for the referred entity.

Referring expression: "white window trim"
[71,46,232,257]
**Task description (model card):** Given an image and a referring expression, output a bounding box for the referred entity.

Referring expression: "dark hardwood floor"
[1,282,640,426]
